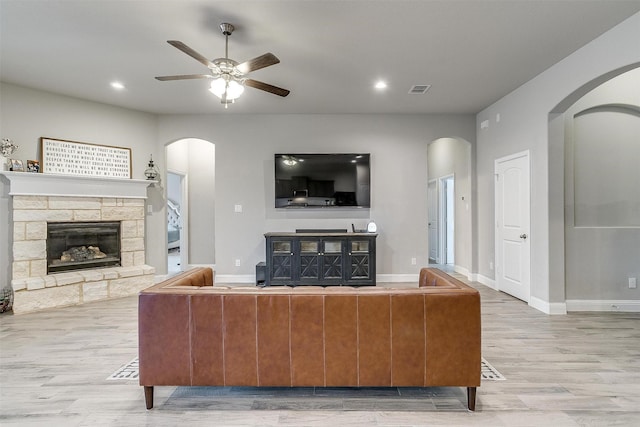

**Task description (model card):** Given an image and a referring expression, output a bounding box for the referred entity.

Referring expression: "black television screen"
[275,153,370,208]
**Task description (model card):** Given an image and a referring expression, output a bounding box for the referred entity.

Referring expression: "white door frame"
[167,169,189,271]
[494,150,531,302]
[428,179,439,263]
[439,174,455,265]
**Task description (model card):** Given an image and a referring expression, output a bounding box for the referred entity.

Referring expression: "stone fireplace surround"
[1,172,156,314]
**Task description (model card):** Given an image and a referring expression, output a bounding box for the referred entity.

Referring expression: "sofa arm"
[159,267,215,288]
[419,268,437,287]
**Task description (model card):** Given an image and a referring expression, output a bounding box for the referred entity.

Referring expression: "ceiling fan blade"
[167,40,215,69]
[237,53,280,74]
[155,74,213,81]
[245,79,290,97]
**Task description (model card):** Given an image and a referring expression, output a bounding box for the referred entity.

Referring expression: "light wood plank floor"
[1,273,639,426]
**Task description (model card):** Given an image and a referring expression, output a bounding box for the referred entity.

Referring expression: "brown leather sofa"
[139,267,481,410]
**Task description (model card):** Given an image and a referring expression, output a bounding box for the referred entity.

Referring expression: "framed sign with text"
[40,137,132,178]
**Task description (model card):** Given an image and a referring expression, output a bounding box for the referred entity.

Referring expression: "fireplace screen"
[47,222,121,273]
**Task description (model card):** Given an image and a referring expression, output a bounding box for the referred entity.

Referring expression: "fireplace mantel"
[0,171,155,199]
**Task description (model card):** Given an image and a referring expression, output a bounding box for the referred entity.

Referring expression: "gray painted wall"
[166,172,181,206]
[0,84,475,283]
[157,114,476,279]
[476,12,640,308]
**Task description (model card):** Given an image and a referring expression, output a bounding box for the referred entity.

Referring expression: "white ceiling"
[1,0,639,115]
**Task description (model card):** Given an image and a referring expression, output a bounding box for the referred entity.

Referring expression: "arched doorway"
[165,138,216,274]
[427,137,473,276]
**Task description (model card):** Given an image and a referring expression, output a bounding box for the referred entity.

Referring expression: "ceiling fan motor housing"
[220,23,234,36]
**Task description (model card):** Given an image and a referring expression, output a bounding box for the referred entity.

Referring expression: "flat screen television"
[275,153,370,208]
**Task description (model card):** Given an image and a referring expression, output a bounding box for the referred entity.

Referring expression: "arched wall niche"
[548,65,640,308]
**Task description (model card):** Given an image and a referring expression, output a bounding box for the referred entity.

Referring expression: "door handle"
[520,234,527,239]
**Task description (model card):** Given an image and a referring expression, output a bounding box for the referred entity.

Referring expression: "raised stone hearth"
[1,172,156,314]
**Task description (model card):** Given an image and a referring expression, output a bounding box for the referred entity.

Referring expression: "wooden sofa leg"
[467,387,476,411]
[144,386,154,410]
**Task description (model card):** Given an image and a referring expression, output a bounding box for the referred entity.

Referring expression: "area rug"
[107,356,139,380]
[108,357,505,382]
[481,358,506,381]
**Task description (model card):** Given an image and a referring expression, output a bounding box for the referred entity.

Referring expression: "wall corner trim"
[530,296,567,315]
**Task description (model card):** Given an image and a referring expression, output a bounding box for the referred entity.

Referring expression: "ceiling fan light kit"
[155,22,290,108]
[209,76,244,101]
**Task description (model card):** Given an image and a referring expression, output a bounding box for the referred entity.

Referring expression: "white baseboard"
[474,273,497,290]
[215,274,255,284]
[529,296,567,315]
[376,274,419,283]
[566,299,640,312]
[453,265,472,280]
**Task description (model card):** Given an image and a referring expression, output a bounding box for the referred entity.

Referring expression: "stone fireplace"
[1,172,156,314]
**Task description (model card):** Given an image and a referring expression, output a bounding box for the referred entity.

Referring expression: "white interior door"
[428,180,439,262]
[495,151,530,302]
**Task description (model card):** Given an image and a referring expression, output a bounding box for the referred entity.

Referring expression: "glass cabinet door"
[271,239,293,280]
[349,240,370,279]
[321,239,343,280]
[299,240,319,280]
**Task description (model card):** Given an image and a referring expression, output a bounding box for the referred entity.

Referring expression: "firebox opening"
[47,221,121,274]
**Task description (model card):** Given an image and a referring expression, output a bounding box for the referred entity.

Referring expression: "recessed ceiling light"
[374,80,387,90]
[110,81,125,90]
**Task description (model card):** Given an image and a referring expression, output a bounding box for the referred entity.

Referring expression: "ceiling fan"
[155,23,290,107]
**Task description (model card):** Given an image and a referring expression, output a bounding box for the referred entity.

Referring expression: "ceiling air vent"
[409,84,431,94]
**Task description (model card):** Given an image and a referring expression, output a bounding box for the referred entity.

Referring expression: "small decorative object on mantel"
[367,220,377,233]
[9,159,24,172]
[26,159,40,173]
[144,155,160,181]
[1,138,19,171]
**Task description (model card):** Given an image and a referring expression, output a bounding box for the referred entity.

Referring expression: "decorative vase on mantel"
[1,138,19,171]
